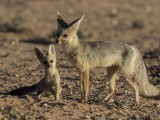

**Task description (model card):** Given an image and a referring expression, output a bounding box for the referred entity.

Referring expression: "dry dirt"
[0,0,160,119]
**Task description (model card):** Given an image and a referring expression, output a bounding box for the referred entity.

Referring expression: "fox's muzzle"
[55,39,62,44]
[56,39,59,44]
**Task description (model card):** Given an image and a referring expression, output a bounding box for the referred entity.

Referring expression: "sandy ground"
[0,0,160,119]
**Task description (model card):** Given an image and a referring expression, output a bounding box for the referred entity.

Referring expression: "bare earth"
[0,0,160,119]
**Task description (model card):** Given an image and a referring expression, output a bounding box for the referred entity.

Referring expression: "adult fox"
[55,12,159,104]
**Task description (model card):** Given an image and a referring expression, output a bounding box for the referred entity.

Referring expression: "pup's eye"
[50,60,53,63]
[57,33,60,37]
[43,61,47,64]
[63,34,68,37]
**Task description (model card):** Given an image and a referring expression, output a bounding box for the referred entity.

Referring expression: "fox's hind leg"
[125,75,140,104]
[104,66,119,101]
[122,50,140,104]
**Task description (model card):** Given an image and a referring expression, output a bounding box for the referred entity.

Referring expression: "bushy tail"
[9,84,38,96]
[133,47,160,97]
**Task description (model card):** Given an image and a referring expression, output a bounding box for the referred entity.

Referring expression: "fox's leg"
[123,59,140,104]
[83,69,90,101]
[55,82,61,100]
[125,76,140,104]
[104,66,118,101]
[79,69,90,101]
[79,71,84,100]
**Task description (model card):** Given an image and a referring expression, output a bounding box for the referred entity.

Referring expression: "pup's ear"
[48,45,56,55]
[57,12,68,29]
[35,47,45,61]
[68,15,84,31]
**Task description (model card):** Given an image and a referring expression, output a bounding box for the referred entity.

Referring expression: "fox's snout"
[43,60,54,69]
[55,37,61,44]
[56,39,59,43]
[55,38,63,44]
[56,33,68,44]
[46,64,50,68]
[55,37,59,43]
[44,62,50,68]
[56,39,61,44]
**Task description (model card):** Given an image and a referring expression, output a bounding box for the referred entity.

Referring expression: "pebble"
[43,103,48,107]
[109,99,114,103]
[84,114,91,120]
[15,74,19,78]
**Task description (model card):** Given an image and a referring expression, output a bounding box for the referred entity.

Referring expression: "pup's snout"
[56,39,59,44]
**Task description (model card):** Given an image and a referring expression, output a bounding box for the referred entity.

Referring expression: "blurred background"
[0,0,159,51]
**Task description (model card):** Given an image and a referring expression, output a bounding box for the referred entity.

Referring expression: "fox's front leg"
[84,69,90,101]
[55,82,61,100]
[79,71,84,100]
[79,69,90,101]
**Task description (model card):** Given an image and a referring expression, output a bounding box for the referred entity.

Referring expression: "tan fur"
[56,13,160,103]
[9,45,61,100]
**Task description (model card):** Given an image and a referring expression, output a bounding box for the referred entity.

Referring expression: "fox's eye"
[43,61,47,64]
[63,34,68,37]
[50,60,53,63]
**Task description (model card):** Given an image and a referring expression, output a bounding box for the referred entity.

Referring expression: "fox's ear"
[48,45,56,55]
[57,12,68,29]
[35,47,45,60]
[68,15,84,31]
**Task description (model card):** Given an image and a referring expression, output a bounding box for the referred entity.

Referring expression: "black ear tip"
[35,47,38,51]
[35,47,39,52]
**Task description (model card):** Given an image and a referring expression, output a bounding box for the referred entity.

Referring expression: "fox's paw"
[84,96,88,101]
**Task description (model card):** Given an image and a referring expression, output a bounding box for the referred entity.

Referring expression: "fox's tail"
[9,83,39,96]
[132,47,160,97]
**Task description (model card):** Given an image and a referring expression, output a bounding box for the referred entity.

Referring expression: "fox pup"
[9,45,61,100]
[55,12,160,104]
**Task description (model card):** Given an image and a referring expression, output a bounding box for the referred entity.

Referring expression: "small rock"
[63,105,69,111]
[109,8,118,17]
[112,19,119,26]
[157,103,160,108]
[145,6,152,13]
[1,52,9,57]
[131,19,145,29]
[109,99,114,103]
[43,103,48,107]
[26,95,34,103]
[95,108,99,112]
[14,74,19,78]
[49,95,55,100]
[108,113,118,120]
[84,114,91,120]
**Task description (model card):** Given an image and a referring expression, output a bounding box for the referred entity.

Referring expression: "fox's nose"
[46,64,50,68]
[55,38,59,44]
